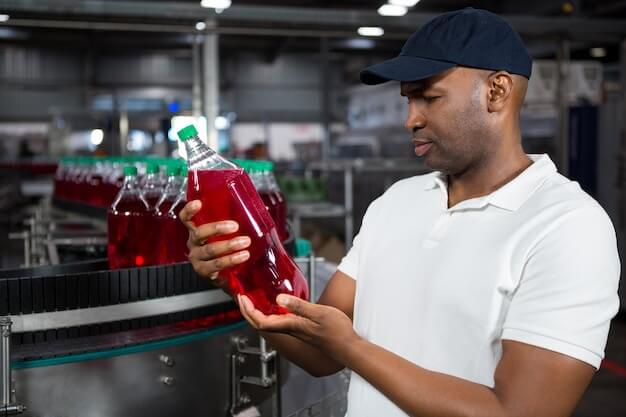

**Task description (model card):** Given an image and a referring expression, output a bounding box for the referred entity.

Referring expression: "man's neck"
[446,148,532,209]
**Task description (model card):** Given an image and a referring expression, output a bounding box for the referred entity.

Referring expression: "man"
[180,8,620,417]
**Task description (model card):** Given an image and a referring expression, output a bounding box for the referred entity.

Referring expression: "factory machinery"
[1,200,348,417]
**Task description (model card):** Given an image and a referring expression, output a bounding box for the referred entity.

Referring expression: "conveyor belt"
[0,260,237,350]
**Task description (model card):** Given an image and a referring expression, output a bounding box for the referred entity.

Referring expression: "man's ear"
[487,71,513,112]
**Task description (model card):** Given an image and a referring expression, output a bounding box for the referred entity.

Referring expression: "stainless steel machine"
[1,252,347,417]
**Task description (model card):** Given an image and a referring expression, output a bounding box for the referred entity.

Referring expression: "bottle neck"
[144,172,160,186]
[122,175,137,189]
[164,175,182,195]
[183,135,235,170]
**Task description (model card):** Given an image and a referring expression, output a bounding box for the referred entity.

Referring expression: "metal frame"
[0,318,26,415]
[291,164,354,252]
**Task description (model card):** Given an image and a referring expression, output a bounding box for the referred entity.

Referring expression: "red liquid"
[107,197,151,269]
[274,190,288,241]
[87,173,107,207]
[259,190,279,227]
[188,168,309,315]
[153,197,188,264]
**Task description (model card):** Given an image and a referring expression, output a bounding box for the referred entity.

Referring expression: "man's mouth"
[412,139,434,157]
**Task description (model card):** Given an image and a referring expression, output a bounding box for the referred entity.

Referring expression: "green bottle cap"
[177,124,198,142]
[123,166,138,176]
[166,164,180,176]
[146,163,160,174]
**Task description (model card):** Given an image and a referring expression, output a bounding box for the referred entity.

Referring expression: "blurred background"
[0,1,625,416]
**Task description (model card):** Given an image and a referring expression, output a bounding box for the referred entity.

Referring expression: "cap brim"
[360,55,457,85]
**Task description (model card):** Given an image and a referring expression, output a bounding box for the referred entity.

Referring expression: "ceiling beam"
[1,0,626,38]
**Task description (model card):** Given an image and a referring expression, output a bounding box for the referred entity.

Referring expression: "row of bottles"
[53,156,185,208]
[180,125,308,315]
[107,163,189,269]
[234,160,289,242]
[105,158,292,274]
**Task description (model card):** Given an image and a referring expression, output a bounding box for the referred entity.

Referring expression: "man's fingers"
[188,236,250,261]
[191,221,239,246]
[276,294,319,321]
[238,295,260,329]
[191,250,250,279]
[179,200,201,230]
[240,295,303,334]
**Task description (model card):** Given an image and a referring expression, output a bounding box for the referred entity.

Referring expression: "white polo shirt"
[338,154,620,417]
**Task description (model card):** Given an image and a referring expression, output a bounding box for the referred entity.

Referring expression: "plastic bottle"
[170,165,189,263]
[252,161,280,230]
[107,166,150,269]
[142,162,164,208]
[53,157,70,200]
[153,163,188,264]
[178,124,309,315]
[263,161,289,241]
[87,158,107,207]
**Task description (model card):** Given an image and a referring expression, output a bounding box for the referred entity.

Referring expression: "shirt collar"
[423,154,557,211]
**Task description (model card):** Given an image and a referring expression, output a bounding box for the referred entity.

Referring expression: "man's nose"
[405,108,426,132]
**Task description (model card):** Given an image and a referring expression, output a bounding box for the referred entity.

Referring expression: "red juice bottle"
[250,161,280,227]
[178,124,309,315]
[53,157,69,199]
[153,163,186,264]
[107,166,150,269]
[87,159,106,207]
[142,163,164,208]
[167,173,189,263]
[263,161,289,241]
[138,162,164,266]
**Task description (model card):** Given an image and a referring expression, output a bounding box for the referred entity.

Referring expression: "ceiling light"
[389,0,420,7]
[378,4,408,16]
[90,129,104,146]
[195,21,206,31]
[358,27,384,37]
[200,0,231,9]
[0,14,9,23]
[590,47,606,58]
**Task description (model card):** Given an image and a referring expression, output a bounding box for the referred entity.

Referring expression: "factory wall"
[0,44,346,124]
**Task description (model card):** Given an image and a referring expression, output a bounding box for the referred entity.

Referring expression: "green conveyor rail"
[12,320,248,370]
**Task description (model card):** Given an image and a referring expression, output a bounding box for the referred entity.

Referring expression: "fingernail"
[231,251,250,263]
[276,294,290,306]
[190,200,201,210]
[230,237,250,249]
[218,221,238,233]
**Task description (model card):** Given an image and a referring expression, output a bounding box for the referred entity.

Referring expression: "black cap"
[360,8,532,85]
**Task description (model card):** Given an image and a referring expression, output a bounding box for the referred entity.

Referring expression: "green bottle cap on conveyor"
[146,163,160,174]
[124,166,138,176]
[177,124,198,142]
[166,164,180,176]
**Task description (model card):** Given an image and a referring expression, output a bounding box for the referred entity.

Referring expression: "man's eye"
[424,96,440,103]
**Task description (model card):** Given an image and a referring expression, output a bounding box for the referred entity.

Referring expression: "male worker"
[180,8,620,417]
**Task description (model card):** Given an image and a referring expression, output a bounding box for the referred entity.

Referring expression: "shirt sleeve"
[501,203,621,369]
[337,196,382,281]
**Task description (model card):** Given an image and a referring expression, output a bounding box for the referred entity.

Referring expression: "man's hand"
[178,200,251,283]
[238,293,360,364]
